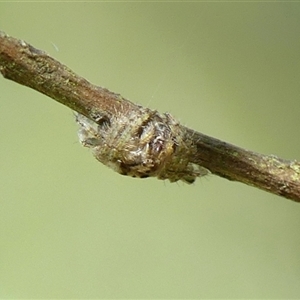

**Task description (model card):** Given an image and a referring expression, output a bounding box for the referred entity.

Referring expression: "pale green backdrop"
[1,3,300,299]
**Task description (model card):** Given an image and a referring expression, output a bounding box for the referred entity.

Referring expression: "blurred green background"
[1,3,300,298]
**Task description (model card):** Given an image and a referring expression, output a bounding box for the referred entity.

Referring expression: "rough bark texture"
[1,31,299,202]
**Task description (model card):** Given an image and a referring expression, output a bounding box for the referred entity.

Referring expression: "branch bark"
[1,31,299,202]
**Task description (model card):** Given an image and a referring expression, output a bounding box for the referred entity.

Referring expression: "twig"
[0,31,299,202]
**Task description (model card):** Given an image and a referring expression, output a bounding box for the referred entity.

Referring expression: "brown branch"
[1,31,299,203]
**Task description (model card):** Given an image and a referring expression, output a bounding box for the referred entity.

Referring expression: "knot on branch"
[76,109,208,183]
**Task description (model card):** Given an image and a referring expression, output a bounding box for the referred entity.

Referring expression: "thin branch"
[1,31,299,203]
